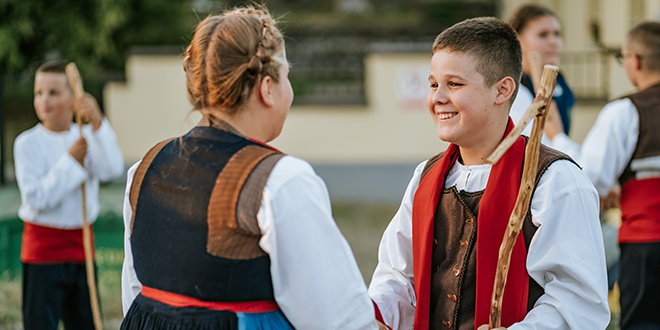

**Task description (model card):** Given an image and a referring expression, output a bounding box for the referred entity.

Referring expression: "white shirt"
[510,85,553,146]
[368,158,610,330]
[550,98,640,196]
[121,155,378,330]
[13,119,124,229]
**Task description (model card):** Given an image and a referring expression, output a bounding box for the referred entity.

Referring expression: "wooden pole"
[487,65,559,329]
[65,63,103,330]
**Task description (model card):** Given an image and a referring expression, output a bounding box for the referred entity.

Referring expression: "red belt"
[141,286,280,313]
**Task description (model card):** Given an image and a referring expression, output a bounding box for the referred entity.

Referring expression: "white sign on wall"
[396,65,430,110]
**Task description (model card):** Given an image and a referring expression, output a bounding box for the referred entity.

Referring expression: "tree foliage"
[0,0,192,76]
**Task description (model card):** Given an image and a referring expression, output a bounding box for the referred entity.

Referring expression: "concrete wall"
[105,52,447,167]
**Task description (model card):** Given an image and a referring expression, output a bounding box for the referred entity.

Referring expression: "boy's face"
[426,50,507,150]
[34,72,74,132]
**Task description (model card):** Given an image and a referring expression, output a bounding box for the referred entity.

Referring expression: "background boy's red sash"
[412,118,529,330]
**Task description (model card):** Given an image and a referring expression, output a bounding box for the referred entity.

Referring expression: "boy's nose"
[431,89,449,105]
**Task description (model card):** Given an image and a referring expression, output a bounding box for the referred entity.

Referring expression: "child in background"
[368,17,609,330]
[13,60,124,330]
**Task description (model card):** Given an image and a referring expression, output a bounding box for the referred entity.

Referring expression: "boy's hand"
[477,325,507,330]
[69,137,88,166]
[600,186,621,210]
[76,93,103,131]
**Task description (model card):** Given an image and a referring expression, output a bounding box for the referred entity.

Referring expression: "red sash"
[411,118,529,330]
[21,222,92,263]
[619,177,660,243]
[141,286,280,313]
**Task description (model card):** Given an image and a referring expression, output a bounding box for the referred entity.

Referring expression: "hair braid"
[183,5,285,115]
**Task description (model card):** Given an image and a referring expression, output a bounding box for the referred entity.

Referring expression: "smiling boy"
[368,17,609,330]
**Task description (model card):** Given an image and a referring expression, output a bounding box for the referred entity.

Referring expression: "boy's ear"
[259,75,275,108]
[494,76,516,105]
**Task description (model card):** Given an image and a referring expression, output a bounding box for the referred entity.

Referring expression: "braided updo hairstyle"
[183,6,285,115]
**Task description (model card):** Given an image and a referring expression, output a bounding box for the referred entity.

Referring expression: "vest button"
[447,294,457,302]
[452,267,460,277]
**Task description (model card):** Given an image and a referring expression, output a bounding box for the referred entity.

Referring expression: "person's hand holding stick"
[486,65,559,329]
[65,63,103,330]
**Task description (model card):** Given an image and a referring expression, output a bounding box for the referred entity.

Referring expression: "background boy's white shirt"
[550,98,639,196]
[368,158,610,330]
[121,155,378,330]
[14,119,124,229]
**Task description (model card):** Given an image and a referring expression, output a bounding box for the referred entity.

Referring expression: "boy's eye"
[448,82,463,88]
[430,83,438,88]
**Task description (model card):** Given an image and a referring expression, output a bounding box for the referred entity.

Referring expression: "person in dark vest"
[367,17,610,330]
[544,20,660,330]
[120,5,380,330]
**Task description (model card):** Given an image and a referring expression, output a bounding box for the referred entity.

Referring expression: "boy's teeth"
[439,113,455,120]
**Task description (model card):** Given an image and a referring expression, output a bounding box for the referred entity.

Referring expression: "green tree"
[0,0,192,75]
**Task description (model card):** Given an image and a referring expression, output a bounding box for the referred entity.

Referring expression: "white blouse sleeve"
[121,161,142,315]
[257,156,378,330]
[367,162,426,330]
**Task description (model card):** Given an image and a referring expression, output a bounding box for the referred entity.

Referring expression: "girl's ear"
[494,76,516,105]
[259,75,275,107]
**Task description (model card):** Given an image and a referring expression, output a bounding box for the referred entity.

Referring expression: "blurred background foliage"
[0,0,496,183]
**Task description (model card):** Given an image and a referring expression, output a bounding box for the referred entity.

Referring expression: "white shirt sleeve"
[549,98,639,196]
[367,162,426,330]
[84,118,125,181]
[509,160,610,330]
[258,156,378,330]
[121,161,142,315]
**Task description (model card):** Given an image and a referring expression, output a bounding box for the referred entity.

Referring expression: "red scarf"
[411,118,529,330]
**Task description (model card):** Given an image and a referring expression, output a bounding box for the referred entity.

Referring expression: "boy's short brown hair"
[36,60,68,74]
[432,17,522,100]
[627,21,660,72]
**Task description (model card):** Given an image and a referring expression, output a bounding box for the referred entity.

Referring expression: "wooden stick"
[65,63,103,330]
[488,65,559,329]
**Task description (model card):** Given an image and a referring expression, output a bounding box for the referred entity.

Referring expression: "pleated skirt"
[120,294,295,330]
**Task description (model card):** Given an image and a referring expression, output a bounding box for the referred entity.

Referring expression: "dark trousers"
[22,263,98,330]
[619,242,660,330]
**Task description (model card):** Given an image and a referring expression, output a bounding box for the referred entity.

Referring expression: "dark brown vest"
[619,83,660,185]
[423,144,575,330]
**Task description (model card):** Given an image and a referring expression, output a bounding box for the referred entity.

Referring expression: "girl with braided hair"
[120,6,379,330]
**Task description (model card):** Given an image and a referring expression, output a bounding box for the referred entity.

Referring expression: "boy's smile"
[426,50,509,161]
[34,72,74,132]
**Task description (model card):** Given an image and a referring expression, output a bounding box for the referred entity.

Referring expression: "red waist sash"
[21,222,92,263]
[620,178,660,243]
[141,286,280,313]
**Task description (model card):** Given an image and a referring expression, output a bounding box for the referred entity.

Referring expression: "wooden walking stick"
[486,65,559,329]
[65,63,103,330]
